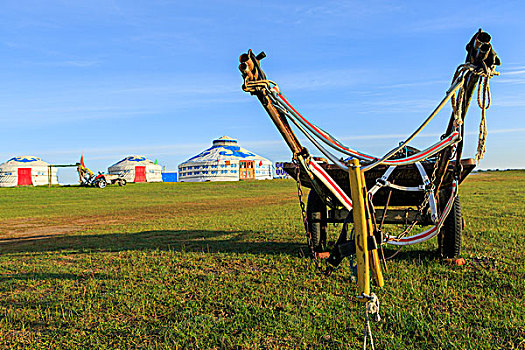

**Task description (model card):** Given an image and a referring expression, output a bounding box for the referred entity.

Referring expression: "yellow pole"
[362,171,385,288]
[348,159,370,298]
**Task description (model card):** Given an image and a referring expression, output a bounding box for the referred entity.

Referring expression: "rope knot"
[242,79,276,93]
[361,293,381,350]
[450,63,498,163]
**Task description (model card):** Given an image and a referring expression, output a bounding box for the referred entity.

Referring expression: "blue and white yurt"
[108,156,162,183]
[178,136,273,182]
[0,156,58,187]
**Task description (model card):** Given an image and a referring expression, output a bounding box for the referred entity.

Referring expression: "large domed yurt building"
[178,136,273,182]
[108,156,162,183]
[0,156,58,187]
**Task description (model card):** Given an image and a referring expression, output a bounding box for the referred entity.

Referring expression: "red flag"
[80,154,85,167]
[259,161,263,166]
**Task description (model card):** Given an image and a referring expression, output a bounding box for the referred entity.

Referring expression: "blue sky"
[1,0,524,183]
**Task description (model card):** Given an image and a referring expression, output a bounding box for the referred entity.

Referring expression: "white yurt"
[108,156,162,183]
[0,156,58,187]
[178,136,273,182]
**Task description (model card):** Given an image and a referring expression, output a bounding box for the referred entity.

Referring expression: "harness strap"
[386,180,458,245]
[308,158,353,211]
[415,162,439,223]
[385,183,424,192]
[270,88,462,167]
[368,166,396,197]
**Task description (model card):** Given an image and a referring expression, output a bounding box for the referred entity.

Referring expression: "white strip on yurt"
[108,156,162,183]
[0,156,58,187]
[178,136,273,182]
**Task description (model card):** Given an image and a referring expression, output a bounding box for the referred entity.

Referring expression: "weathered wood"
[283,158,476,207]
[239,50,304,156]
[328,207,427,225]
[434,29,500,194]
[258,93,304,155]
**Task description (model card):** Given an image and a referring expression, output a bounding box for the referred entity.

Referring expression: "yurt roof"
[182,136,271,163]
[0,156,50,169]
[109,155,159,168]
[212,136,238,146]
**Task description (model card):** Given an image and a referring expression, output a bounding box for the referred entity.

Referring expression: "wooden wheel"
[306,190,327,252]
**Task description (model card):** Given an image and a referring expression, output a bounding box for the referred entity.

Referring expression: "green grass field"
[0,171,523,349]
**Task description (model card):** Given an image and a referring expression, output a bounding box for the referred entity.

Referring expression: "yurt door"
[239,160,255,180]
[134,166,146,182]
[17,168,33,186]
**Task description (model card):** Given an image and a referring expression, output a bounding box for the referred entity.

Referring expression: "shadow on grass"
[0,229,304,257]
[0,272,110,282]
[0,230,442,261]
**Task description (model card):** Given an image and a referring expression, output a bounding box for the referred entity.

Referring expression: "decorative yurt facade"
[178,136,273,182]
[108,156,162,183]
[274,162,291,179]
[0,156,58,187]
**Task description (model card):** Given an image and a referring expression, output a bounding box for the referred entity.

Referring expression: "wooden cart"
[238,29,499,271]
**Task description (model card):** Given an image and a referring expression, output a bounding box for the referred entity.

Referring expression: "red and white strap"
[385,180,458,246]
[307,158,353,211]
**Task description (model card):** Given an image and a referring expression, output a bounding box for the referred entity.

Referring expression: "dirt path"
[0,194,297,242]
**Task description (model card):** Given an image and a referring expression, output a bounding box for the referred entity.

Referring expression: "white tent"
[108,156,162,183]
[178,136,273,182]
[0,156,58,187]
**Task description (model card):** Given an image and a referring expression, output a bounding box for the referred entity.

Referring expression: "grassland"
[0,171,523,349]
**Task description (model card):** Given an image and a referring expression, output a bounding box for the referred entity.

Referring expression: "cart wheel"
[119,179,127,186]
[306,190,327,252]
[439,195,462,258]
[97,180,107,189]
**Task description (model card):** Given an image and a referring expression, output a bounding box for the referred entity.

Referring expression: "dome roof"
[212,136,238,146]
[0,156,50,168]
[109,155,159,168]
[181,136,271,164]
